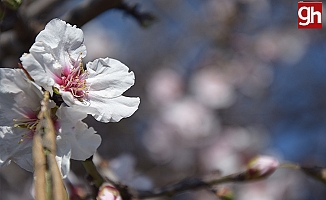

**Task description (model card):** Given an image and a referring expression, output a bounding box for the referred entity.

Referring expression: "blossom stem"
[278,163,300,170]
[18,62,34,81]
[82,156,105,188]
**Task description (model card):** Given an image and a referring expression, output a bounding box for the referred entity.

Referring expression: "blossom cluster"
[0,19,140,177]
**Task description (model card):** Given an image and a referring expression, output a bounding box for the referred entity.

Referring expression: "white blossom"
[0,68,101,177]
[20,18,140,123]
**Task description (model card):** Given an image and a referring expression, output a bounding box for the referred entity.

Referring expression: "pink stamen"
[56,65,88,100]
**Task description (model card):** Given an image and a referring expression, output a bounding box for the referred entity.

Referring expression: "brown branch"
[25,0,65,19]
[0,0,154,69]
[135,175,232,199]
[61,0,123,28]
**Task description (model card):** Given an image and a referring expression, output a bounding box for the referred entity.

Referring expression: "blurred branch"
[106,159,326,199]
[25,0,65,19]
[134,173,241,199]
[0,0,155,69]
[280,163,326,185]
[117,3,156,28]
[61,0,123,28]
[301,166,326,185]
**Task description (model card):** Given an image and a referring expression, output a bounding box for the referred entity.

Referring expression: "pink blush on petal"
[53,74,63,85]
[62,65,71,77]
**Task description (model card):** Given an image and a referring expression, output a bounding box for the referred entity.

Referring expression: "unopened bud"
[245,155,279,180]
[216,187,234,200]
[97,183,122,200]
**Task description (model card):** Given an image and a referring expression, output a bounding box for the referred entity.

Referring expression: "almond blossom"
[20,18,140,123]
[0,68,101,177]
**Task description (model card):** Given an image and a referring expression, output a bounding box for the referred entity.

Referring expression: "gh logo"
[298,2,322,29]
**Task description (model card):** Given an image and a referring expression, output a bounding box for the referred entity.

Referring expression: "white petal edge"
[87,57,135,98]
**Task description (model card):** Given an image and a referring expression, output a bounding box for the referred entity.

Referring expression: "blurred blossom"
[97,153,153,191]
[255,30,309,64]
[147,68,184,106]
[203,0,236,23]
[109,153,135,181]
[224,127,270,154]
[190,68,235,109]
[144,119,202,170]
[200,137,241,175]
[161,98,220,145]
[238,170,306,200]
[227,58,273,97]
[239,184,274,200]
[144,97,221,170]
[143,120,175,163]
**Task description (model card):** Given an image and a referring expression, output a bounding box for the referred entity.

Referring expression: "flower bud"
[216,187,234,200]
[97,183,122,200]
[245,155,279,180]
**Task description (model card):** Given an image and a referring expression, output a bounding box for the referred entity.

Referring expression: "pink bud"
[97,183,122,200]
[216,187,234,200]
[246,155,279,180]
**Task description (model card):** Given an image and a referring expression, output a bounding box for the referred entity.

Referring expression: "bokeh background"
[1,0,326,199]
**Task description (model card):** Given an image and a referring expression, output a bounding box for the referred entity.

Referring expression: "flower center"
[14,112,59,144]
[14,117,39,144]
[57,64,89,102]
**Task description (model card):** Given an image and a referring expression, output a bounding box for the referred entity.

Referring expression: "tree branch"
[61,0,123,28]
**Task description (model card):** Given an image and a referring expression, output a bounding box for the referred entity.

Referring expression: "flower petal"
[57,106,101,160]
[20,52,56,93]
[56,105,87,123]
[87,58,136,98]
[12,151,33,172]
[0,68,43,125]
[35,18,86,62]
[62,122,101,160]
[0,126,33,171]
[56,136,72,178]
[20,18,86,93]
[88,95,140,123]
